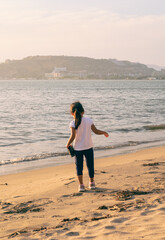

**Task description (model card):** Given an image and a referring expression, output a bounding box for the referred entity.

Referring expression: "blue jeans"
[74,148,94,178]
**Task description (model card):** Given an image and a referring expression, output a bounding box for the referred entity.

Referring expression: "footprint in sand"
[93,212,103,217]
[143,162,159,166]
[13,195,23,198]
[4,199,51,214]
[66,231,79,236]
[148,171,159,174]
[105,225,116,230]
[158,207,165,211]
[141,210,155,216]
[111,217,129,223]
[64,180,76,185]
[61,192,83,198]
[101,182,108,185]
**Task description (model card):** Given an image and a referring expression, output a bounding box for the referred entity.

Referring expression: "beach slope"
[0,146,165,239]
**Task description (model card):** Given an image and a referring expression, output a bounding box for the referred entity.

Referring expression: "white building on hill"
[45,67,67,79]
[45,67,87,79]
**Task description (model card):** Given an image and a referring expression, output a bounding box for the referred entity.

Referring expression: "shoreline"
[0,145,165,239]
[1,140,165,177]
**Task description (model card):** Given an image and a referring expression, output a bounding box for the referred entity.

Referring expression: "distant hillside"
[147,64,165,71]
[0,55,164,79]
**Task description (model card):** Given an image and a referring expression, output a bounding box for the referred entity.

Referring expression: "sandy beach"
[0,146,165,240]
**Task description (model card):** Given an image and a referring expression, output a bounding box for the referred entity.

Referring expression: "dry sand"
[0,146,165,240]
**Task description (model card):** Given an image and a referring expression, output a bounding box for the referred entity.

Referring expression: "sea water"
[0,79,165,175]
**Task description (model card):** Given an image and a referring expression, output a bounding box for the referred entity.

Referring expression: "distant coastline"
[0,55,165,80]
[0,78,163,81]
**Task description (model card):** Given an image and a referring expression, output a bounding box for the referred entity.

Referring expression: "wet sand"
[0,146,165,240]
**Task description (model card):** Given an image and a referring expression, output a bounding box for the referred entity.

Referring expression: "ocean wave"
[0,152,68,166]
[116,128,142,133]
[0,142,23,147]
[94,139,165,152]
[115,124,165,133]
[0,139,164,167]
[95,141,143,151]
[144,124,165,131]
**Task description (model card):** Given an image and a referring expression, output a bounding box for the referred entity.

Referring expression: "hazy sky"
[0,0,165,65]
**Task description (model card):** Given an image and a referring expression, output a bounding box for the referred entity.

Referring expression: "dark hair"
[70,102,84,129]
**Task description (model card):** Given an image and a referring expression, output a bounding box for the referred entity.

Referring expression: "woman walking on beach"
[66,102,109,192]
